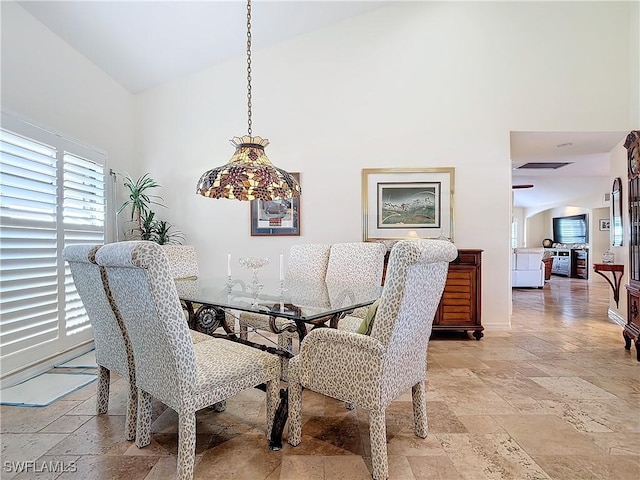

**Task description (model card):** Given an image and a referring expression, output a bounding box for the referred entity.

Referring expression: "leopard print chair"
[62,244,138,442]
[161,245,198,279]
[162,244,233,338]
[238,243,331,351]
[287,239,458,480]
[326,241,387,332]
[95,241,281,480]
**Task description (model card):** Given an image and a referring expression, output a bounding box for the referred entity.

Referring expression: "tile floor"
[1,276,639,479]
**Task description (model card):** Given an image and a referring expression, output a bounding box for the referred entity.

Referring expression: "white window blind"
[0,114,108,377]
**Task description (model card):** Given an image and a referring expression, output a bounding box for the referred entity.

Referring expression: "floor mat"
[54,350,97,368]
[0,372,96,407]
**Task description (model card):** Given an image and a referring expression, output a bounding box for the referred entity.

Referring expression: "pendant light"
[196,0,301,201]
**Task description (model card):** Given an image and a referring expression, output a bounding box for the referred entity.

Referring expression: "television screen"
[553,214,588,244]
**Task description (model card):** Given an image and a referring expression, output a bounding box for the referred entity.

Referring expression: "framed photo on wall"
[361,168,455,241]
[599,219,611,231]
[250,172,300,236]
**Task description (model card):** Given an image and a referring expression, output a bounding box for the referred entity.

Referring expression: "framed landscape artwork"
[250,172,301,236]
[361,168,455,242]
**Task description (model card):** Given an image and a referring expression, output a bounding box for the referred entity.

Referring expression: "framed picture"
[362,168,455,241]
[250,172,300,236]
[599,219,611,231]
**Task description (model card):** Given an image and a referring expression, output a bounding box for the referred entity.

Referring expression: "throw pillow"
[357,298,381,335]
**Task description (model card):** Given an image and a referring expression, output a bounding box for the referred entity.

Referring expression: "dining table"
[174,275,382,449]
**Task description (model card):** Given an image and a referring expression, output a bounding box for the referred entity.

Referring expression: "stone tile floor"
[1,276,639,479]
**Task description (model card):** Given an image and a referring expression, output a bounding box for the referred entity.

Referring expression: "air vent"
[517,162,572,169]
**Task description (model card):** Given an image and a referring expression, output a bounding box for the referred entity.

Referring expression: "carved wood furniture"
[593,263,624,308]
[624,129,640,361]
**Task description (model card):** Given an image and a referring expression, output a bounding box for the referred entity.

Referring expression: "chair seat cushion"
[193,339,281,404]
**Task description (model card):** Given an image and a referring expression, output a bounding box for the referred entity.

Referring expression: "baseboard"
[0,341,95,389]
[608,308,626,327]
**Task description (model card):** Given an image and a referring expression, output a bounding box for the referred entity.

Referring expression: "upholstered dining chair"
[161,244,199,279]
[62,244,137,441]
[162,244,233,336]
[325,241,387,332]
[95,241,281,480]
[238,243,331,349]
[287,239,458,480]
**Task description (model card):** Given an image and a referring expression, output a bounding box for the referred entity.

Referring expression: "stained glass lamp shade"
[196,136,301,201]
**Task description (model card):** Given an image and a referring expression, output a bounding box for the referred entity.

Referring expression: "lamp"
[196,0,301,202]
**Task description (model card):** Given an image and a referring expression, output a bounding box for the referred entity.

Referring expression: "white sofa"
[512,248,545,288]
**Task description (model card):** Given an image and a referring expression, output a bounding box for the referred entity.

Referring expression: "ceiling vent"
[517,162,572,170]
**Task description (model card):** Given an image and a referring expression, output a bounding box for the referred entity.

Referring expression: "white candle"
[279,253,284,281]
[227,253,231,277]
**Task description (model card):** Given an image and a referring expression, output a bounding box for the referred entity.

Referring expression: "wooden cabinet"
[625,129,640,361]
[571,249,588,279]
[550,248,571,276]
[547,248,588,279]
[433,249,483,340]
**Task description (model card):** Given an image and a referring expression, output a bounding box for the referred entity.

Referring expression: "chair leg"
[96,366,110,414]
[124,381,138,441]
[135,389,153,448]
[239,323,248,341]
[265,378,280,441]
[411,381,428,438]
[287,380,303,446]
[277,335,292,381]
[177,412,196,480]
[369,409,389,480]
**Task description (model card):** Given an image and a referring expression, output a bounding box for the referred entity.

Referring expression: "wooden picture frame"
[362,168,454,241]
[250,172,300,236]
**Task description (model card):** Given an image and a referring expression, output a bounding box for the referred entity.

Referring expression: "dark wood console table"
[593,263,624,308]
[433,249,483,340]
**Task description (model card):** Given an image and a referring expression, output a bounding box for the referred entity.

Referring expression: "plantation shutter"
[63,152,105,335]
[0,113,108,377]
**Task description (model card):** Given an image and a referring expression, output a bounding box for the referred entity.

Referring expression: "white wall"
[1,1,135,241]
[134,1,637,330]
[2,1,637,331]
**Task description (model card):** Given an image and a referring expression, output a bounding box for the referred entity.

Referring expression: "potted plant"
[117,173,183,244]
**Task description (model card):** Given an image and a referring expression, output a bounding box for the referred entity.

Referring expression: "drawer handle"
[632,300,638,319]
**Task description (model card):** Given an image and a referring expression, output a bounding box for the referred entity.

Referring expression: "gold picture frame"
[362,167,455,242]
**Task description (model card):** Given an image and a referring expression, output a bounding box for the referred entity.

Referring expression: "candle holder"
[239,257,270,305]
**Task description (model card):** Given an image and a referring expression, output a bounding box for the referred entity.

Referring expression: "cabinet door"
[438,266,477,326]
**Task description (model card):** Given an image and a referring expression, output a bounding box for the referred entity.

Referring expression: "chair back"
[62,244,133,380]
[286,244,331,282]
[372,239,457,401]
[161,244,199,279]
[95,241,197,410]
[325,242,386,286]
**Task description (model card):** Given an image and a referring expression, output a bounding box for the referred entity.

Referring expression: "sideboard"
[433,249,483,340]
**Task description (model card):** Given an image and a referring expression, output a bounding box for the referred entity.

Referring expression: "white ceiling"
[18,0,390,93]
[510,131,626,209]
[15,1,629,210]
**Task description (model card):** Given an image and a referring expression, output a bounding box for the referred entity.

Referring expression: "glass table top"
[175,276,382,321]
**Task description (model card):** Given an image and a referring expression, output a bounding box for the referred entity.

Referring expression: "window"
[552,214,588,244]
[0,113,108,377]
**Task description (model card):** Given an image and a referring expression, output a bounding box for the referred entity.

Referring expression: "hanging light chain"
[246,0,253,136]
